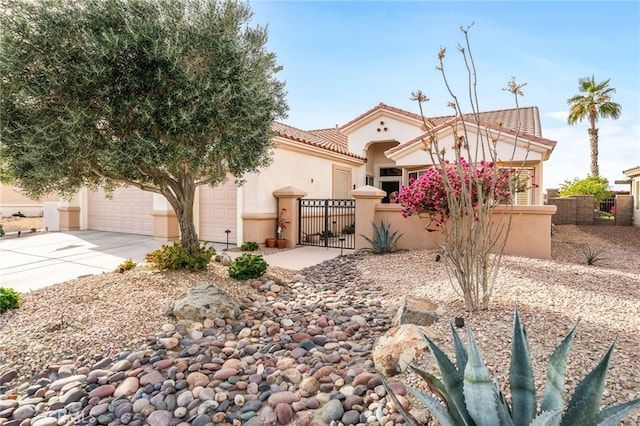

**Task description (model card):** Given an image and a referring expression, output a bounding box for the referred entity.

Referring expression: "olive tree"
[1,0,288,254]
[398,25,532,311]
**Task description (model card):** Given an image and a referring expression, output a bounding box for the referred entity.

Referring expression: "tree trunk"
[589,120,599,176]
[162,181,200,255]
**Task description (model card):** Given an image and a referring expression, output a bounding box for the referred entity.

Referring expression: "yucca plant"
[360,220,404,254]
[383,308,640,425]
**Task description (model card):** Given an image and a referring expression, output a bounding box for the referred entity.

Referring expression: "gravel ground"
[1,223,639,423]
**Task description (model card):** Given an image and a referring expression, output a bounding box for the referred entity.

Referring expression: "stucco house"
[1,103,558,256]
[623,165,640,226]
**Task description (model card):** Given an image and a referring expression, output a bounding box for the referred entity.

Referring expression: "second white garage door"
[199,182,237,244]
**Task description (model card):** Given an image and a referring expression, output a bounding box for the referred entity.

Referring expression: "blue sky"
[249,0,640,191]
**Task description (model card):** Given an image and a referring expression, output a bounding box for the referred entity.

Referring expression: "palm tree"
[567,76,621,177]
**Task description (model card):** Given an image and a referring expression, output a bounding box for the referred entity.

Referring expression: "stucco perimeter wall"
[0,184,60,217]
[365,204,556,259]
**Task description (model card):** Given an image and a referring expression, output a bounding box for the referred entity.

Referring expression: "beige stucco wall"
[345,111,424,157]
[240,142,363,244]
[0,184,60,217]
[351,186,556,259]
[369,204,556,259]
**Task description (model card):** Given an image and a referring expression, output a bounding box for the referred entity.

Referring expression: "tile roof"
[386,113,556,157]
[274,103,552,159]
[272,122,360,159]
[339,102,434,131]
[429,106,542,137]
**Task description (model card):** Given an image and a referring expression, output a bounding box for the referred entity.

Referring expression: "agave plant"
[360,220,404,254]
[383,308,640,425]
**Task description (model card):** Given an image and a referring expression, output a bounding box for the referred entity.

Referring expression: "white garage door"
[199,182,237,244]
[88,187,153,235]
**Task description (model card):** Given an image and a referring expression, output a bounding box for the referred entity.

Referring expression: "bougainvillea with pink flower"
[396,158,534,231]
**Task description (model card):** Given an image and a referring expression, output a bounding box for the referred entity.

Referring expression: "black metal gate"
[594,196,616,225]
[298,199,356,249]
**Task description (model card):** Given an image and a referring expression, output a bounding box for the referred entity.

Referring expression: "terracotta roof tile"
[339,102,432,131]
[386,111,555,156]
[429,106,542,137]
[272,122,361,159]
[274,104,551,160]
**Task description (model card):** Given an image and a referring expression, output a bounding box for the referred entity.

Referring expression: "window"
[366,175,374,186]
[379,167,402,177]
[407,170,427,184]
[506,167,535,205]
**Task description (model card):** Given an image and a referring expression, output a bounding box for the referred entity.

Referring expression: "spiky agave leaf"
[450,322,468,373]
[539,326,576,413]
[589,398,640,426]
[562,343,615,425]
[509,309,536,424]
[408,385,458,426]
[380,378,421,426]
[422,331,474,425]
[529,409,563,426]
[493,376,514,426]
[463,326,500,425]
[409,365,450,408]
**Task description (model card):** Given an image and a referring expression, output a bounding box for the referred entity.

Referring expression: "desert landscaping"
[0,220,639,425]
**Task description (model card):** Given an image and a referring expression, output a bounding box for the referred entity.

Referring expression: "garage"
[87,187,153,235]
[199,181,237,244]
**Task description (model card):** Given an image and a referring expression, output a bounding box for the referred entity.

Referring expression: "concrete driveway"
[0,231,349,293]
[0,231,169,293]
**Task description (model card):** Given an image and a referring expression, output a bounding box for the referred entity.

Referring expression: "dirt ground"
[0,216,44,234]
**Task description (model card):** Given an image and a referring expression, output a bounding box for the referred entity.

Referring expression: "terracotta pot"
[266,238,276,248]
[276,239,287,249]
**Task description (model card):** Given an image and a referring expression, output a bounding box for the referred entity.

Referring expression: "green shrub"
[228,254,268,280]
[384,308,640,425]
[0,224,4,237]
[118,258,137,271]
[145,242,215,270]
[30,227,36,233]
[0,287,21,314]
[559,175,612,207]
[240,241,259,252]
[360,220,404,254]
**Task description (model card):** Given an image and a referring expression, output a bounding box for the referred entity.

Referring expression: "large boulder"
[171,284,242,322]
[372,324,441,377]
[392,295,442,327]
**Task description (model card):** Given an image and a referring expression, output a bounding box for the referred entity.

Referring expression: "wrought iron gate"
[298,199,356,249]
[594,196,616,225]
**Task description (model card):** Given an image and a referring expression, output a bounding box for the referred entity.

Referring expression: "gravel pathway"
[0,224,638,425]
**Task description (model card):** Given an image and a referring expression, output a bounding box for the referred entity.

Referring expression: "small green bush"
[228,253,268,280]
[0,287,21,314]
[240,241,259,252]
[580,244,606,265]
[0,224,4,237]
[145,242,215,270]
[118,258,138,271]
